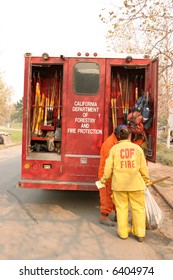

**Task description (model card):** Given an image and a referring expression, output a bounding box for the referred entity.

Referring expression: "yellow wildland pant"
[112,190,146,239]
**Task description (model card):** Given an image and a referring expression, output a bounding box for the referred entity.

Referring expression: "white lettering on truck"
[67,101,102,135]
[74,118,95,123]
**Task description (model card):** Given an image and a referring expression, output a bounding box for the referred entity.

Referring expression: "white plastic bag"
[145,188,163,230]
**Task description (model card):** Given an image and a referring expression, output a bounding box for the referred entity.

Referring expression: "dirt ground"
[147,161,173,257]
[0,145,173,260]
[148,161,173,214]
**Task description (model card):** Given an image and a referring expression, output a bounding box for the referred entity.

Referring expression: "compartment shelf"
[31,137,61,141]
[40,125,55,130]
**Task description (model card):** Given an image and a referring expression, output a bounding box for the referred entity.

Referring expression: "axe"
[148,176,171,186]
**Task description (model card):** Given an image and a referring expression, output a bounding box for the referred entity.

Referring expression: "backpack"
[144,117,153,130]
[129,93,153,130]
[133,95,146,112]
[127,111,144,134]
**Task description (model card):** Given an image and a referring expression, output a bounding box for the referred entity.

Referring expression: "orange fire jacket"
[98,133,118,180]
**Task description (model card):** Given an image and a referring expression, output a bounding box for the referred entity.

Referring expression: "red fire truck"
[18,52,158,190]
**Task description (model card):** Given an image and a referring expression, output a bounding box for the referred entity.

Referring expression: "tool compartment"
[29,64,63,155]
[108,65,153,158]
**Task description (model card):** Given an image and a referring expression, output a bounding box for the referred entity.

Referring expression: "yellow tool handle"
[149,176,171,186]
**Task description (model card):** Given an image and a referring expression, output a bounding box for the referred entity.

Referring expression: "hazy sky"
[0,0,109,102]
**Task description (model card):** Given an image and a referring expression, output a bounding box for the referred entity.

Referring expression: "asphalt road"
[0,145,172,260]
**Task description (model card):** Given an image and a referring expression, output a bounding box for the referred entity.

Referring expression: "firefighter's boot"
[99,217,116,227]
[99,213,116,227]
[109,212,117,222]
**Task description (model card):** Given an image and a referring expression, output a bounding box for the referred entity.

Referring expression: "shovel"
[148,176,171,186]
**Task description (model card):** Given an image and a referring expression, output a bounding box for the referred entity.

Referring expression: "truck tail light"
[24,163,31,169]
[32,162,39,170]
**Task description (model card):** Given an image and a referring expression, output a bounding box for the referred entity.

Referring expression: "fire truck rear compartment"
[19,54,158,190]
[29,64,63,156]
[29,62,148,158]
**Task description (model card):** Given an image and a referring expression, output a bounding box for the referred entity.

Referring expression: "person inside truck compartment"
[97,125,151,242]
[97,127,147,227]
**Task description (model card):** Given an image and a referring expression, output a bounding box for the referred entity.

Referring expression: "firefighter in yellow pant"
[97,130,147,227]
[97,125,151,242]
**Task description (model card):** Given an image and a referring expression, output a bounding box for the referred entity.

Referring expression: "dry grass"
[156,141,173,166]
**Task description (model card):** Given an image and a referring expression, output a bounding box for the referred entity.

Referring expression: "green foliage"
[11,98,23,123]
[158,116,168,126]
[0,72,13,124]
[0,129,22,143]
[157,141,173,166]
[11,123,22,129]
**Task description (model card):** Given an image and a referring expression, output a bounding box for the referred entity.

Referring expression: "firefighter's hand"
[95,181,106,189]
[146,180,153,187]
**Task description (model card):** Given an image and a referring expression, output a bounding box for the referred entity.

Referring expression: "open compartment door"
[144,58,158,162]
[22,54,32,157]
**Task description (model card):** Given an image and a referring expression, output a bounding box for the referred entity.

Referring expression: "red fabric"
[133,138,144,146]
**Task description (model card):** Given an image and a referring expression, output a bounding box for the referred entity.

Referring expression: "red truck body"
[18,52,158,190]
